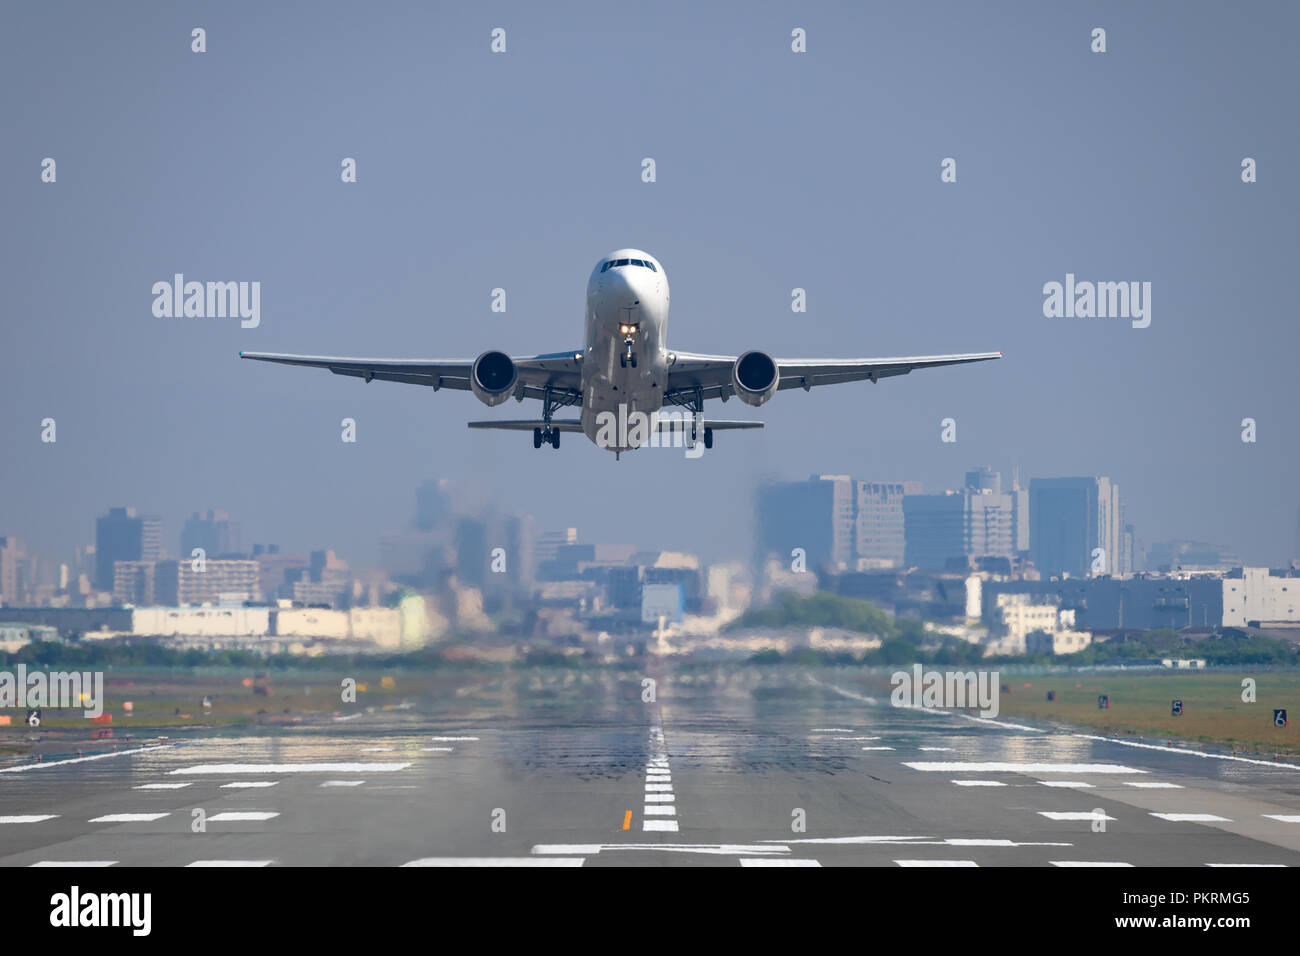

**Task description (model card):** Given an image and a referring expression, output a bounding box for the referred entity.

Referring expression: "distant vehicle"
[241,249,1000,457]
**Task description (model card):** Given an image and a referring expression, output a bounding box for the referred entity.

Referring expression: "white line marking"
[30,860,116,867]
[430,736,479,742]
[644,794,675,803]
[895,859,978,867]
[320,780,365,787]
[1124,781,1183,789]
[1263,815,1300,823]
[643,820,679,832]
[533,843,788,856]
[952,780,1006,787]
[740,858,821,867]
[170,762,410,775]
[1206,863,1286,867]
[861,746,895,751]
[360,747,394,752]
[208,811,280,822]
[403,857,584,867]
[135,783,192,790]
[186,860,274,867]
[1037,781,1094,788]
[0,744,173,773]
[644,805,676,816]
[90,813,169,823]
[220,781,278,789]
[1150,813,1231,823]
[645,783,674,792]
[1051,861,1134,867]
[833,736,881,741]
[1039,811,1116,821]
[0,815,58,823]
[420,747,455,752]
[811,728,855,732]
[1071,733,1300,770]
[919,746,953,751]
[907,762,1144,774]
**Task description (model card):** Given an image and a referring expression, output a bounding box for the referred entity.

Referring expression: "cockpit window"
[602,257,656,272]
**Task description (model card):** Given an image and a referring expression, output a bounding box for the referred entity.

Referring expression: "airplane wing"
[238,350,583,403]
[664,350,1002,403]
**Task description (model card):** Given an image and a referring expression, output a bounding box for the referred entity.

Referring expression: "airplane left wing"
[664,350,1002,403]
[238,350,584,402]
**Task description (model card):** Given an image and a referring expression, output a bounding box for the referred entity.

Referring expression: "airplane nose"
[603,268,640,307]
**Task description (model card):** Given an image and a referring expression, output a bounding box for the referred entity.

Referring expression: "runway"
[3,667,1300,867]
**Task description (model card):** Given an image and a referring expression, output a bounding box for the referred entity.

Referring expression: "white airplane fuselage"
[581,248,672,451]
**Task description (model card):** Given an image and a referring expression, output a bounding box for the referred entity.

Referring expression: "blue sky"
[2,1,1297,568]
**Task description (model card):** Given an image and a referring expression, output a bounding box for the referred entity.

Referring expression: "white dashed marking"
[186,860,274,867]
[30,860,116,867]
[0,815,57,823]
[90,813,169,823]
[208,811,280,822]
[907,762,1144,774]
[1037,781,1094,788]
[135,783,192,790]
[1051,861,1134,867]
[644,805,676,816]
[1263,815,1300,823]
[643,820,679,832]
[644,793,675,803]
[320,780,365,788]
[740,858,821,867]
[1039,811,1116,822]
[221,781,278,789]
[1124,782,1183,789]
[952,780,1006,787]
[170,762,410,775]
[403,857,584,867]
[1151,813,1230,823]
[895,859,978,867]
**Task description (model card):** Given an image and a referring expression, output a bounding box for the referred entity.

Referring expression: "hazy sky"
[2,1,1297,572]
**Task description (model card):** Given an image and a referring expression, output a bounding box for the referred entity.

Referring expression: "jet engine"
[470,350,517,407]
[732,350,779,407]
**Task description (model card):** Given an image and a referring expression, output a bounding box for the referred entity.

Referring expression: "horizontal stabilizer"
[467,419,584,432]
[657,419,764,430]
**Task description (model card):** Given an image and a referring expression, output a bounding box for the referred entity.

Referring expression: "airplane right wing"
[239,350,584,403]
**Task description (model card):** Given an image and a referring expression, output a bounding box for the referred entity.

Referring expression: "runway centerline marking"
[1039,811,1116,822]
[90,813,169,823]
[187,860,274,867]
[30,861,116,867]
[208,811,280,822]
[1051,861,1134,867]
[1150,813,1231,823]
[740,858,821,867]
[0,815,58,823]
[404,857,584,867]
[895,860,978,867]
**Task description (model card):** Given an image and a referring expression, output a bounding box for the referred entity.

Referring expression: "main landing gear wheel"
[533,428,542,449]
[704,427,713,449]
[550,430,560,449]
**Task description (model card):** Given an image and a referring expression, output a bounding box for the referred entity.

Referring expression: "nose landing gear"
[620,337,637,368]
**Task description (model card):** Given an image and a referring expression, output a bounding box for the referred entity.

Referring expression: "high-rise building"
[854,481,921,566]
[155,559,259,605]
[113,560,156,605]
[94,507,162,590]
[181,509,242,559]
[755,475,854,571]
[903,469,1019,570]
[0,536,27,605]
[1029,477,1121,578]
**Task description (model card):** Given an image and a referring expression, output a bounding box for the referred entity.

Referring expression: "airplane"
[240,248,1000,457]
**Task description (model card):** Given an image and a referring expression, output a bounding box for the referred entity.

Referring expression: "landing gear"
[621,338,637,368]
[532,386,571,450]
[704,427,713,449]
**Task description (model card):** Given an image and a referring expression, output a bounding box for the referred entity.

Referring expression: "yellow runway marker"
[622,810,632,831]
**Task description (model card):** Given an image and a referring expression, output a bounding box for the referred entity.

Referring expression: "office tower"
[755,475,854,571]
[95,507,162,590]
[1029,477,1121,578]
[181,509,242,559]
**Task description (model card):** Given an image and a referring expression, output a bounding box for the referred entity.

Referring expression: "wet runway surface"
[4,667,1300,867]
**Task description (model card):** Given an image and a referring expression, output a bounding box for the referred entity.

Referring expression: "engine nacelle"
[470,350,517,407]
[732,350,779,407]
